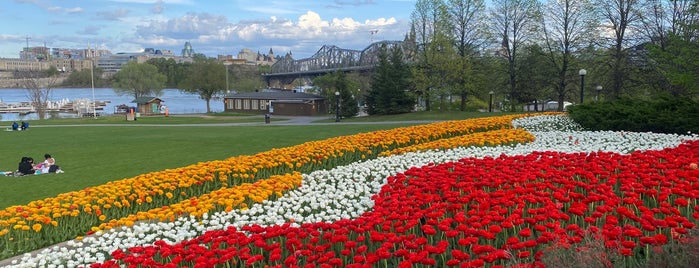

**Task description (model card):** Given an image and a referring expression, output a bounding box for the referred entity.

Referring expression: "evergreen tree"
[313,71,359,118]
[334,71,359,118]
[367,45,415,115]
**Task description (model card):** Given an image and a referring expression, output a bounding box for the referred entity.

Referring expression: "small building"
[131,96,164,115]
[223,91,327,116]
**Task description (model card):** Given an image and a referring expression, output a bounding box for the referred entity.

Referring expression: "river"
[0,88,224,122]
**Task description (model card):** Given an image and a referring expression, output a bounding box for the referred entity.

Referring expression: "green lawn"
[0,111,504,208]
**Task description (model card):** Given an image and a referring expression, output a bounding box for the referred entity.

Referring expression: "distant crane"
[370,30,379,42]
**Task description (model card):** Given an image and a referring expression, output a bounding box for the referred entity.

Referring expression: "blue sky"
[0,0,416,59]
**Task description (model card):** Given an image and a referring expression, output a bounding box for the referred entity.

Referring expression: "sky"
[0,0,417,60]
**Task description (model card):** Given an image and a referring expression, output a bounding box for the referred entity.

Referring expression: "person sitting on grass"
[11,122,18,131]
[42,154,63,173]
[17,157,36,176]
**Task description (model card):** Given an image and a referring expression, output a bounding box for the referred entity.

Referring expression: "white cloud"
[65,7,84,13]
[151,0,164,14]
[95,8,131,21]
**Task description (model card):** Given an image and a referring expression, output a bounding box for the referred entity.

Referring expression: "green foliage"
[516,44,554,103]
[178,59,226,113]
[367,45,415,115]
[567,96,699,134]
[313,72,360,117]
[112,61,167,99]
[45,66,59,77]
[147,58,190,88]
[647,34,699,97]
[62,68,106,87]
[335,72,359,118]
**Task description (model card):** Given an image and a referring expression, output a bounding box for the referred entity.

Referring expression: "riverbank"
[0,76,68,88]
[0,88,224,121]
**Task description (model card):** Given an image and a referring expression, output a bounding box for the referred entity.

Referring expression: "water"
[0,88,223,122]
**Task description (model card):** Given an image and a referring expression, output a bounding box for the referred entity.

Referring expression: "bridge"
[263,40,405,89]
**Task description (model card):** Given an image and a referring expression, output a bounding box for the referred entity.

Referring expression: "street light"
[335,91,341,122]
[488,91,494,112]
[596,85,603,101]
[579,69,587,104]
[223,61,232,93]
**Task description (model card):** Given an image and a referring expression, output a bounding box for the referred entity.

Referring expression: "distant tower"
[181,42,194,57]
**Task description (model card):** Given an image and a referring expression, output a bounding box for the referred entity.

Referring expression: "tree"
[595,0,647,98]
[489,0,541,110]
[411,0,451,111]
[178,58,226,113]
[112,61,166,99]
[147,58,190,88]
[516,44,556,109]
[312,72,359,118]
[639,0,698,96]
[640,0,698,49]
[447,0,487,111]
[63,68,105,87]
[541,0,598,110]
[228,64,267,92]
[17,69,59,120]
[367,46,415,115]
[334,72,359,118]
[648,33,699,97]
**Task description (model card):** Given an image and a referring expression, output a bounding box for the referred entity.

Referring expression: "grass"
[0,110,497,208]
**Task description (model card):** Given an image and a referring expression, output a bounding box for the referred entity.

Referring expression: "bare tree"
[541,0,599,110]
[489,0,541,110]
[595,0,648,98]
[446,0,487,110]
[641,0,699,48]
[17,70,58,120]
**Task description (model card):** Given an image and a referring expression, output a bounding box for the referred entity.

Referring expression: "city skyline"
[0,0,416,59]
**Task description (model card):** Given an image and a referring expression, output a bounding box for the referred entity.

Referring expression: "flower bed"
[0,114,540,263]
[3,114,698,267]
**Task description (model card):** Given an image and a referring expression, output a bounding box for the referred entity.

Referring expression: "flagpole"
[89,42,96,118]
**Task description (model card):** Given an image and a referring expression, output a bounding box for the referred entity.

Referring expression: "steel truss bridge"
[263,40,404,89]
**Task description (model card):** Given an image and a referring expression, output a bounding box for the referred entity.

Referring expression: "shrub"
[567,96,699,134]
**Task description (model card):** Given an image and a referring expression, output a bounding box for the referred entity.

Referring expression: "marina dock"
[0,99,110,116]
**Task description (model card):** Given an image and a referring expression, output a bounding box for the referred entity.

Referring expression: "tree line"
[57,0,698,118]
[312,0,698,116]
[404,0,698,112]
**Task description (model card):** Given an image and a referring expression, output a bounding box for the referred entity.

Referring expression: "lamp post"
[579,69,587,104]
[224,61,232,93]
[596,85,602,101]
[335,91,341,122]
[488,91,494,112]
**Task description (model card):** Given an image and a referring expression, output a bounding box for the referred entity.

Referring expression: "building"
[223,91,327,116]
[131,96,165,115]
[182,42,195,58]
[236,48,276,65]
